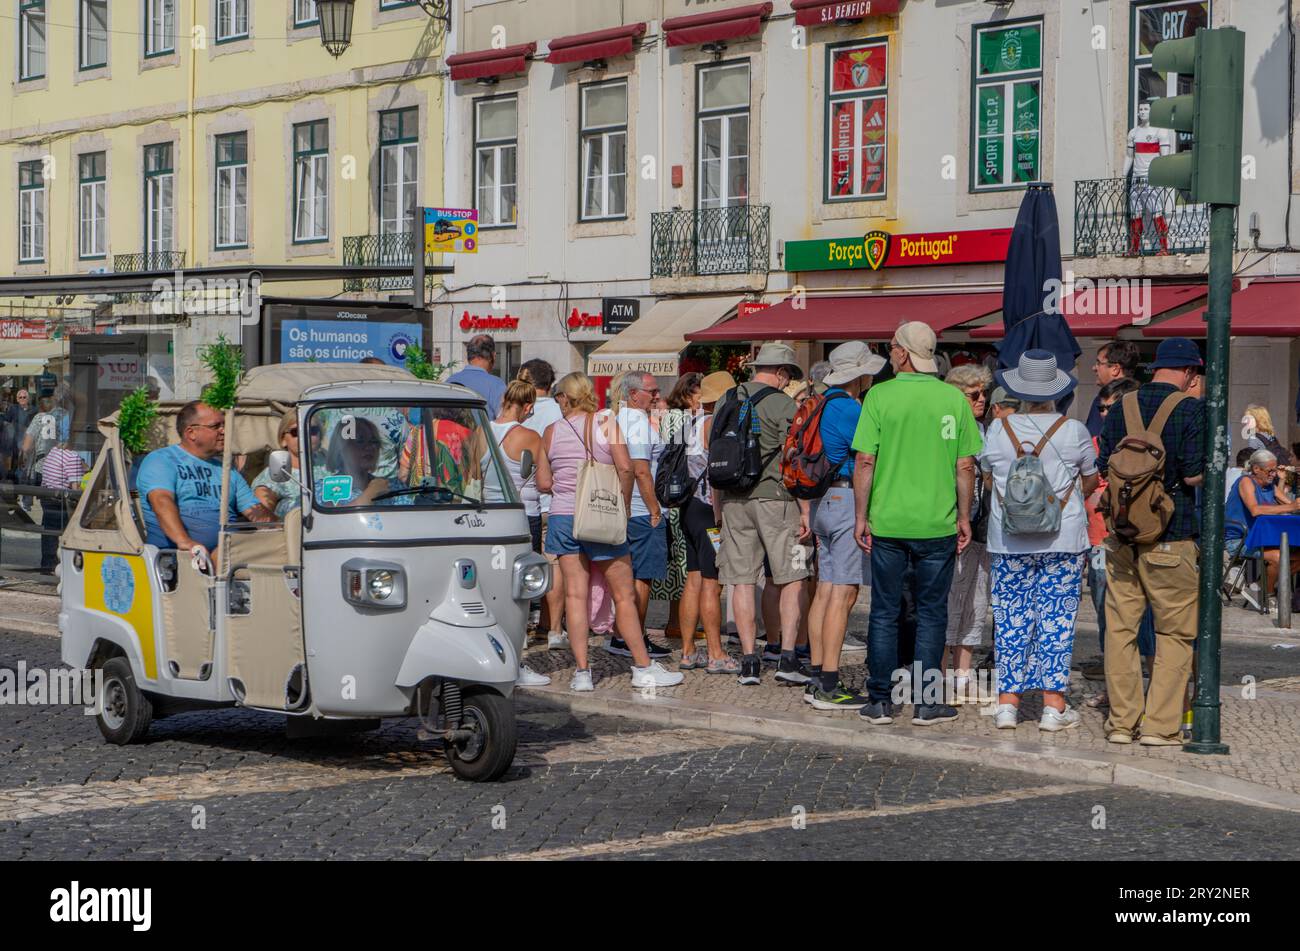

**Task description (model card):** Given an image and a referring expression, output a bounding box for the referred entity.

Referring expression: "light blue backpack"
[998,415,1073,536]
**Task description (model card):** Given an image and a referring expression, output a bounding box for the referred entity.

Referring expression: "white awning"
[0,339,67,363]
[586,296,742,376]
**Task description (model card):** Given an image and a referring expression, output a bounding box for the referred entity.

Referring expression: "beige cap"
[893,321,938,374]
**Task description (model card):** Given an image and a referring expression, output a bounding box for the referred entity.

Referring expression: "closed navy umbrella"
[998,184,1080,369]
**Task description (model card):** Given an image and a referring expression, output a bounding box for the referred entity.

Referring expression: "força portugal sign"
[784,227,1012,272]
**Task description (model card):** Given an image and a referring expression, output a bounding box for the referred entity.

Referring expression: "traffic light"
[1147,27,1245,206]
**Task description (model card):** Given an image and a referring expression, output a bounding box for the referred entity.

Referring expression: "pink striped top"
[547,411,615,516]
[41,448,87,489]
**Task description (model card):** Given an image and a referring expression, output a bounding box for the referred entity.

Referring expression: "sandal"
[706,655,741,675]
[1085,691,1109,709]
[679,648,709,671]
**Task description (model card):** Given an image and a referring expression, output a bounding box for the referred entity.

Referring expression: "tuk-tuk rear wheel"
[445,690,516,783]
[96,657,153,745]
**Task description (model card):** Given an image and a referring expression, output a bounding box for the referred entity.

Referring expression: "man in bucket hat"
[851,322,983,726]
[1097,336,1206,747]
[717,342,814,687]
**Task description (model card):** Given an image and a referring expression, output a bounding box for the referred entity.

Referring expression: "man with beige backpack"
[1097,337,1206,747]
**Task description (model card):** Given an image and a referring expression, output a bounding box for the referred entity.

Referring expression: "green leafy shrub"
[117,386,158,455]
[198,334,244,410]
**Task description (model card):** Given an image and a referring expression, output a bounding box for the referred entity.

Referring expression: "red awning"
[686,292,1003,343]
[791,0,899,28]
[970,283,1207,339]
[1143,279,1300,337]
[546,23,647,64]
[446,42,537,81]
[663,2,773,48]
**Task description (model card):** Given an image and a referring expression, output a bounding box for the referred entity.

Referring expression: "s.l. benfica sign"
[785,228,1013,272]
[792,0,900,27]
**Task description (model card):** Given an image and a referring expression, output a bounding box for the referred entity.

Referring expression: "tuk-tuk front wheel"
[96,657,153,745]
[445,690,516,782]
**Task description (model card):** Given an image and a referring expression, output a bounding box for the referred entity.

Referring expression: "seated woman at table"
[1225,449,1300,595]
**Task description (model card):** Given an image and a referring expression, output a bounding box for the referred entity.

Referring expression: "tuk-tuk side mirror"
[519,449,534,482]
[268,450,294,484]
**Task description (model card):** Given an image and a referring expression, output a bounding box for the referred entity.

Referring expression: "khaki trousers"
[1102,538,1199,741]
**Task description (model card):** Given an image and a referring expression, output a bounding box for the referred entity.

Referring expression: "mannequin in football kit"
[1124,101,1174,256]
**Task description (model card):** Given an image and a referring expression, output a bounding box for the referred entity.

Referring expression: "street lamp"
[317,0,356,58]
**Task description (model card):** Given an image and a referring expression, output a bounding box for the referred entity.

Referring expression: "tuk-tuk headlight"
[342,560,406,610]
[368,570,395,601]
[512,554,551,599]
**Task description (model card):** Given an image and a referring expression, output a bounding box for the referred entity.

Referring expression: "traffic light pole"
[1186,201,1234,755]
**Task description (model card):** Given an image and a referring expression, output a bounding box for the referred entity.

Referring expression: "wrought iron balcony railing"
[651,205,771,278]
[343,232,414,291]
[1073,178,1234,258]
[112,251,187,303]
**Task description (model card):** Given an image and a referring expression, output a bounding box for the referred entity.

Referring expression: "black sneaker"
[775,657,812,685]
[643,637,673,659]
[802,681,818,705]
[859,701,894,725]
[605,637,672,659]
[761,642,782,665]
[912,703,960,726]
[810,684,869,711]
[737,655,761,686]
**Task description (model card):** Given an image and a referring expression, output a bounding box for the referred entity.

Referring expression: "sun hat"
[1148,337,1205,370]
[994,349,1078,403]
[823,341,887,386]
[751,342,804,380]
[698,370,736,406]
[893,321,938,374]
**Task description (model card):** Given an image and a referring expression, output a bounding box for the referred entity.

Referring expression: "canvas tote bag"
[572,411,627,546]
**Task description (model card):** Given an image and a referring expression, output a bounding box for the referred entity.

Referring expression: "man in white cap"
[805,342,886,711]
[716,342,813,687]
[851,321,983,726]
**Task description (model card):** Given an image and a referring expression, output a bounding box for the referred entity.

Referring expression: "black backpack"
[655,416,698,509]
[708,385,778,492]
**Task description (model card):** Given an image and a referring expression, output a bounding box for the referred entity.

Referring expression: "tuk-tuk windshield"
[306,402,520,510]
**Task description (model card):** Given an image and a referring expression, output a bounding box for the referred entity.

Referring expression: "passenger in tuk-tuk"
[136,401,273,559]
[252,412,319,517]
[399,408,475,496]
[316,416,391,507]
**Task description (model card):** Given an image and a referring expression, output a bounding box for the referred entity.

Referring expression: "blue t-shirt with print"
[820,387,862,480]
[136,444,260,550]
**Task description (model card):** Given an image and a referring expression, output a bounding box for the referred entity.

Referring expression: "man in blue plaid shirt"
[1097,337,1205,748]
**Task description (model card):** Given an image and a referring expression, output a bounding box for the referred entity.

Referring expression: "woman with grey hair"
[1225,448,1300,605]
[942,362,993,701]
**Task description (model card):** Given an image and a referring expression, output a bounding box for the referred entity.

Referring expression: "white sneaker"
[993,703,1018,730]
[547,630,570,650]
[517,665,550,687]
[630,661,684,689]
[1039,706,1080,732]
[569,669,594,692]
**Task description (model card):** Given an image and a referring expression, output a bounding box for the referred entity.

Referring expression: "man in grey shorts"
[806,342,886,710]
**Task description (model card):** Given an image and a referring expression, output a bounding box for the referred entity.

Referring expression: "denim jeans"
[867,535,957,703]
[1089,559,1155,658]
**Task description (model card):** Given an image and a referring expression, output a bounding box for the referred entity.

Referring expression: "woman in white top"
[487,380,554,687]
[982,352,1099,733]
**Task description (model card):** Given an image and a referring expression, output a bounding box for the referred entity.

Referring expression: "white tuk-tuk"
[59,363,550,782]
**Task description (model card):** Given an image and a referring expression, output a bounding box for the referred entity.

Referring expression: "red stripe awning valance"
[446,42,538,81]
[687,292,1003,342]
[663,2,773,48]
[546,23,647,64]
[970,283,1208,339]
[791,0,899,28]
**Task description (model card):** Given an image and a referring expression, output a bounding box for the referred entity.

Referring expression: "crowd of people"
[452,327,1222,747]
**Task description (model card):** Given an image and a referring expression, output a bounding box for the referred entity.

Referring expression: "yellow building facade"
[1,0,446,397]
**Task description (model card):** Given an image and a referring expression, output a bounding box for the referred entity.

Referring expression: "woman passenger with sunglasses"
[253,412,321,516]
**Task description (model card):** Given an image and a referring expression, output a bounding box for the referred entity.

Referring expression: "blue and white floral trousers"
[990,551,1086,694]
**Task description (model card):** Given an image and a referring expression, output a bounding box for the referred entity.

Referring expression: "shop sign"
[424,207,479,254]
[785,228,1013,272]
[1,320,51,340]
[601,298,640,335]
[460,311,520,332]
[587,354,678,377]
[569,307,603,330]
[97,355,146,391]
[738,302,771,318]
[793,0,898,28]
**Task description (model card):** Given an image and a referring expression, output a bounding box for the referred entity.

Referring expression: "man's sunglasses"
[189,421,225,431]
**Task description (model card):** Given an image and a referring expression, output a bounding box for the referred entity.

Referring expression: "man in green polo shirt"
[851,321,982,726]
